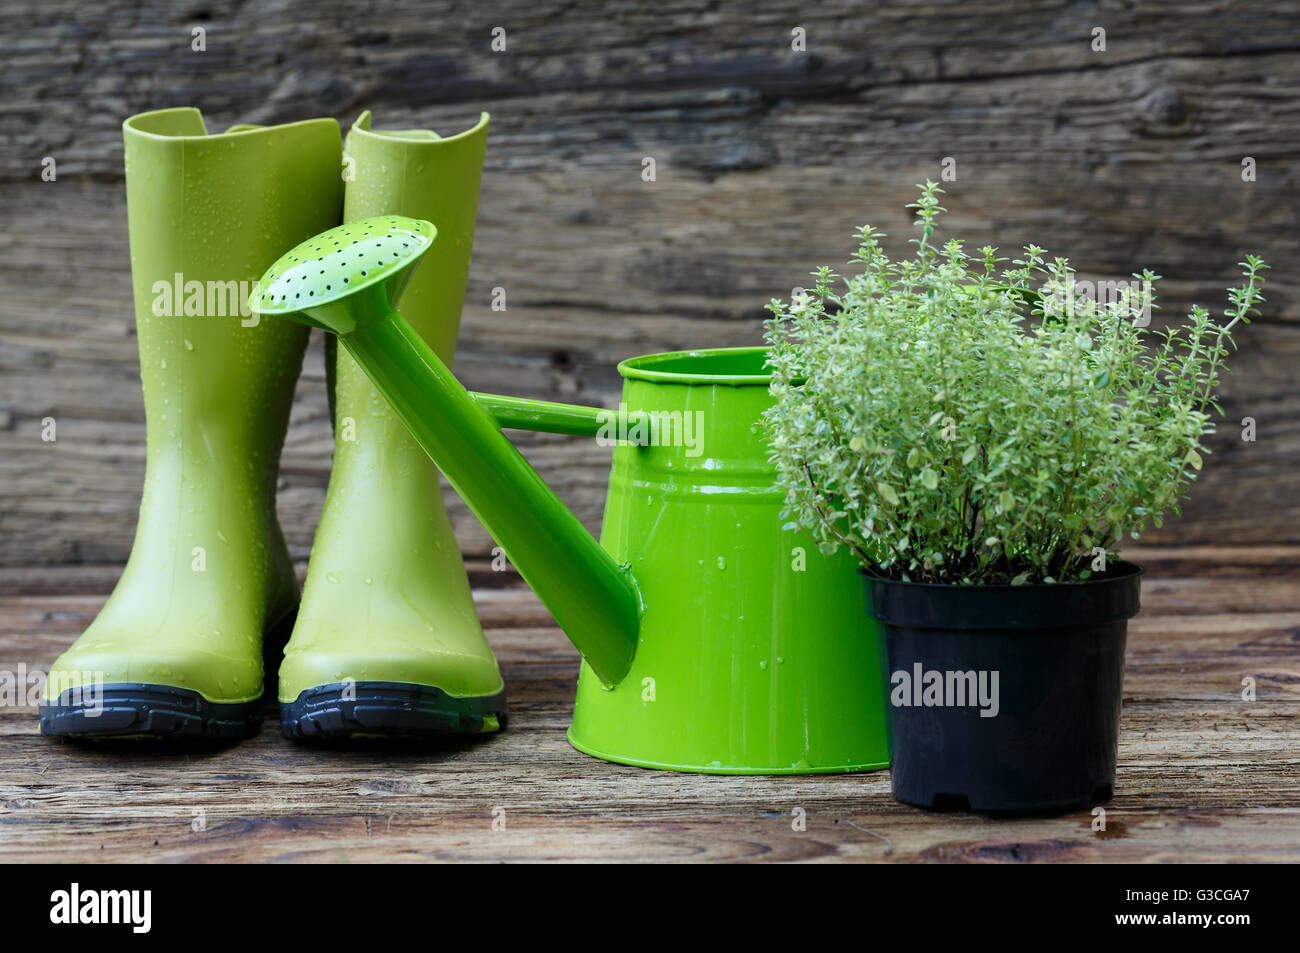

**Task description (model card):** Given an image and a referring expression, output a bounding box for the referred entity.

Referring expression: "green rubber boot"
[277,111,506,739]
[40,108,344,740]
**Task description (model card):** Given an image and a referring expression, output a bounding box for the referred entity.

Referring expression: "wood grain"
[1,0,1299,565]
[0,547,1297,863]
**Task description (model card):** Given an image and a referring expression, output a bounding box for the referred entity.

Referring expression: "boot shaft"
[341,111,489,361]
[123,108,344,468]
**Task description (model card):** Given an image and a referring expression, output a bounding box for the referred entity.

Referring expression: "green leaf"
[998,489,1015,512]
[921,467,939,490]
[961,445,978,466]
[1010,571,1030,586]
[877,482,900,506]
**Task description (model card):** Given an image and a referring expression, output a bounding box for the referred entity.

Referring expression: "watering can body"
[568,349,891,773]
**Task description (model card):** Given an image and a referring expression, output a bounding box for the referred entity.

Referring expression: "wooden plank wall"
[2,1,1297,566]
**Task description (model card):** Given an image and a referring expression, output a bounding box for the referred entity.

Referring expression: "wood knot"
[1137,87,1187,125]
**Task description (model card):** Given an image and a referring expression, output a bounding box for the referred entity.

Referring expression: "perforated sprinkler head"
[254,215,435,334]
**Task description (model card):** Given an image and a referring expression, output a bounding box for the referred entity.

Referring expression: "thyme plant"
[763,182,1267,585]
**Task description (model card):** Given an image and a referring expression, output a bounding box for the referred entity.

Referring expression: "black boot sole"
[39,684,263,741]
[280,681,507,740]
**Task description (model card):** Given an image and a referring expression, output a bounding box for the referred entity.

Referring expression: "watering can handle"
[337,309,642,687]
[471,392,651,441]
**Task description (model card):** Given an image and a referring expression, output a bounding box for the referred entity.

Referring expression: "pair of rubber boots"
[40,108,506,741]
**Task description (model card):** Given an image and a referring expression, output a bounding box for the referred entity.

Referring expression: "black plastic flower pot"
[864,561,1142,815]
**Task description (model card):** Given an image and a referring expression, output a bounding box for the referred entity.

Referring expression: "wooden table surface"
[1,546,1297,863]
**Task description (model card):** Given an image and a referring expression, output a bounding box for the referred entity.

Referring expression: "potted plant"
[763,182,1267,813]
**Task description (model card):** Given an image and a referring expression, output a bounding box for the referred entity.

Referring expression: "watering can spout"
[347,314,643,684]
[340,310,642,686]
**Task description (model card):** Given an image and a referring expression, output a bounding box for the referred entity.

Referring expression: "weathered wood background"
[2,0,1298,565]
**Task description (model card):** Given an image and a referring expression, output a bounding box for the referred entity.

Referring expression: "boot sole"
[280,681,507,740]
[40,684,263,741]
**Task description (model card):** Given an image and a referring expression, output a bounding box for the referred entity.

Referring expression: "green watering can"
[256,216,890,773]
